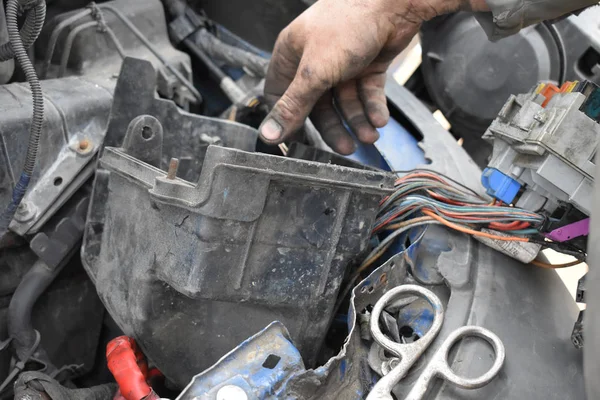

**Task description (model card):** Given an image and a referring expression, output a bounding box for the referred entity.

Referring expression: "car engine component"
[420,7,600,165]
[82,57,394,387]
[0,0,593,398]
[0,0,195,395]
[481,79,597,349]
[0,0,193,241]
[482,80,598,220]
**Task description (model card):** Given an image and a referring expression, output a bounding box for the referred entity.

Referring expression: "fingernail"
[261,119,282,141]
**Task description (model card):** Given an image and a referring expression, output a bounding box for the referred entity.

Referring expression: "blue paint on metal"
[382,224,428,266]
[179,322,305,399]
[397,303,434,337]
[346,117,427,171]
[411,229,452,283]
[414,260,430,282]
[339,359,347,381]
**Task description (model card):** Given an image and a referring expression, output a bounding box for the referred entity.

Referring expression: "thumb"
[260,67,328,144]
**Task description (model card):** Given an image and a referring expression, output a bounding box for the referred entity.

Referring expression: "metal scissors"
[366,285,505,400]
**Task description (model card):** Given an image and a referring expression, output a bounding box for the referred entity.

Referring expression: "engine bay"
[0,1,597,399]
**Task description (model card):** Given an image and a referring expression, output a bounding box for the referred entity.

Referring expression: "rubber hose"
[0,1,46,62]
[0,0,45,235]
[7,260,59,366]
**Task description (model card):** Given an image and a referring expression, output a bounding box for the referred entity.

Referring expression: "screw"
[79,139,90,151]
[167,158,179,180]
[72,138,93,154]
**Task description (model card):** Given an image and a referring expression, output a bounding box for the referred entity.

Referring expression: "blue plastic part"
[346,117,427,171]
[481,167,521,204]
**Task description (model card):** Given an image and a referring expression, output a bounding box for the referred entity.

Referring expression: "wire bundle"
[376,171,544,235]
[361,170,585,272]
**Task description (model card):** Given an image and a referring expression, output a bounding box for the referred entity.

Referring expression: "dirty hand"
[260,0,489,154]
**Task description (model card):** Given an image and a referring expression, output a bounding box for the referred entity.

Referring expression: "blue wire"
[0,172,30,235]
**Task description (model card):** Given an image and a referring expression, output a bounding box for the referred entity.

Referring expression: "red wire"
[426,191,468,206]
[489,221,530,231]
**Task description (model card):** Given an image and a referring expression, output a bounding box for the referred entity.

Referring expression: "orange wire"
[395,173,448,185]
[423,210,530,242]
[530,259,584,269]
[426,191,468,206]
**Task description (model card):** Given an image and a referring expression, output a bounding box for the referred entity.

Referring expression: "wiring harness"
[361,170,587,273]
[0,0,46,236]
[334,169,587,314]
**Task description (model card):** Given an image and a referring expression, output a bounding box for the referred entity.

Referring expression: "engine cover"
[81,58,394,387]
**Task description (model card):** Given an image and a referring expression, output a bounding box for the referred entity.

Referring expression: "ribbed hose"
[0,0,46,235]
[0,1,45,62]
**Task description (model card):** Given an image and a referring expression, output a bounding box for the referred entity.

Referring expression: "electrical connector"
[481,168,521,204]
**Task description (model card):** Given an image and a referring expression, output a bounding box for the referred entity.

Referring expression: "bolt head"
[14,201,36,222]
[17,202,29,214]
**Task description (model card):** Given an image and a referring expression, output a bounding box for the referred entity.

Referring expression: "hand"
[260,0,489,154]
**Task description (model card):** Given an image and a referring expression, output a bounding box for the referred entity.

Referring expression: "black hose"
[543,21,567,86]
[7,260,59,368]
[0,0,46,235]
[0,1,45,62]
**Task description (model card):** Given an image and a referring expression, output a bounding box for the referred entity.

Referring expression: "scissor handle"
[370,285,445,363]
[366,285,445,400]
[404,326,506,400]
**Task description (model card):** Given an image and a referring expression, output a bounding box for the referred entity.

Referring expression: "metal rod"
[41,8,92,79]
[98,4,202,103]
[58,20,96,78]
[103,25,126,59]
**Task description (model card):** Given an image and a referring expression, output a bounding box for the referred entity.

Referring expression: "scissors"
[366,285,505,400]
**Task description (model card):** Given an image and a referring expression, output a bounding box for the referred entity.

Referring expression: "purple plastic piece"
[546,218,590,242]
